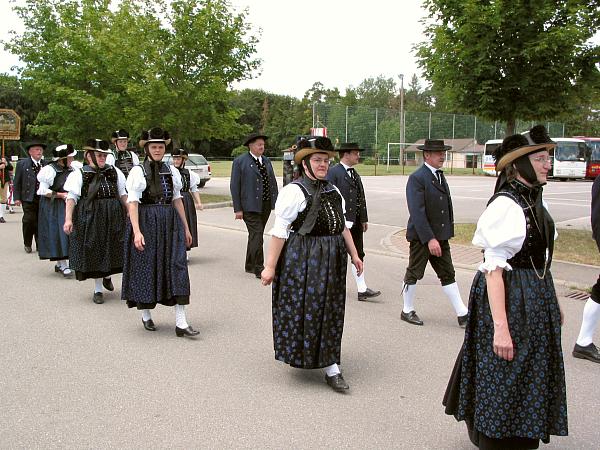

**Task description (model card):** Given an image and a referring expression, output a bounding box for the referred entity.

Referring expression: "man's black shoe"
[24,246,32,253]
[358,288,381,301]
[573,343,600,364]
[102,277,114,291]
[457,314,468,328]
[93,292,104,304]
[176,326,200,338]
[325,373,349,392]
[401,310,424,326]
[142,319,156,331]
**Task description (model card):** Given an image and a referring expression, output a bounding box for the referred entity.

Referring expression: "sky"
[0,0,428,99]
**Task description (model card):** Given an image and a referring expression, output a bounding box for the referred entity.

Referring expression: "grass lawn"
[453,223,600,266]
[199,193,231,204]
[208,160,486,178]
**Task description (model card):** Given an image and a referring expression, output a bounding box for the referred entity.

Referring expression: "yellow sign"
[0,109,21,140]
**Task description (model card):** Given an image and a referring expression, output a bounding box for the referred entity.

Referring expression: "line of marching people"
[11,128,203,338]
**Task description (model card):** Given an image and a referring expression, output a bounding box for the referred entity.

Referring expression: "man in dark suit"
[230,133,278,278]
[572,175,600,363]
[401,139,468,327]
[327,142,380,301]
[13,142,46,253]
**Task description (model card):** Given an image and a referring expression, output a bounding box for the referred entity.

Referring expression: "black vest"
[291,182,345,236]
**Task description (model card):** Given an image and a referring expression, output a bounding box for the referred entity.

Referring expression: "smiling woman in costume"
[121,128,198,338]
[443,125,568,449]
[261,136,363,393]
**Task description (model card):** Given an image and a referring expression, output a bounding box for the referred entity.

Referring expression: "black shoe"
[93,292,104,304]
[24,246,32,253]
[102,277,114,291]
[142,319,156,331]
[401,310,424,326]
[325,373,349,392]
[176,326,199,337]
[54,264,61,273]
[0,217,5,223]
[457,313,468,328]
[573,343,600,363]
[358,287,381,301]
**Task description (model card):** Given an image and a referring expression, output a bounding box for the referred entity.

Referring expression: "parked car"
[162,153,211,188]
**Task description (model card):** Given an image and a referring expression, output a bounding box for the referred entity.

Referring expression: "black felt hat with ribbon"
[293,136,336,164]
[139,127,171,148]
[83,139,111,153]
[52,144,77,161]
[417,139,452,151]
[111,129,130,144]
[494,125,556,171]
[172,148,189,158]
[243,133,268,147]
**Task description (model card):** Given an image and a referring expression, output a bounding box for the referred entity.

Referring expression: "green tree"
[5,0,259,146]
[416,0,600,135]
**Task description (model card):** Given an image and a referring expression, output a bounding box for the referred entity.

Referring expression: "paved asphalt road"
[1,200,599,448]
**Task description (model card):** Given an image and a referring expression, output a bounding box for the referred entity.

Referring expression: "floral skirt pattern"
[444,269,568,443]
[69,197,125,280]
[37,196,69,261]
[121,204,190,309]
[272,232,347,369]
[181,192,198,249]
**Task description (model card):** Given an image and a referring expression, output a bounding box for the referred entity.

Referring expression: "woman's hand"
[195,202,203,211]
[63,220,73,235]
[493,323,514,361]
[185,229,192,248]
[261,266,275,286]
[134,232,145,251]
[352,256,363,276]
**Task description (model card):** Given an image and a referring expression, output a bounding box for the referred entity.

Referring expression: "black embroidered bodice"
[140,163,174,205]
[49,162,73,193]
[114,151,135,177]
[177,167,191,193]
[493,180,550,270]
[291,183,345,236]
[81,166,119,199]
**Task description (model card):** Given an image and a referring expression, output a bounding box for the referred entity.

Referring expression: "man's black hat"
[26,141,47,151]
[244,133,268,147]
[416,139,452,151]
[337,142,363,153]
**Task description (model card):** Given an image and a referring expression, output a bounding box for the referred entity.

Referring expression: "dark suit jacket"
[13,158,45,203]
[405,164,454,243]
[327,163,368,224]
[592,176,600,251]
[230,152,278,213]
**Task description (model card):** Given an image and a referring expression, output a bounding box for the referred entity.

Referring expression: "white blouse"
[126,164,183,203]
[106,151,140,168]
[189,170,200,193]
[63,166,127,203]
[36,165,61,196]
[269,182,350,239]
[473,195,556,272]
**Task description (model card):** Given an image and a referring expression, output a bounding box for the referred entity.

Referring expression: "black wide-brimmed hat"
[337,142,363,153]
[83,139,112,154]
[26,141,47,151]
[139,127,171,147]
[52,144,77,161]
[417,139,452,151]
[172,148,189,158]
[495,125,556,171]
[111,129,130,144]
[244,133,268,147]
[293,136,336,164]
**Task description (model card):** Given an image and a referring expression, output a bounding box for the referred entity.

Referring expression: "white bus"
[482,139,502,176]
[482,137,587,180]
[549,138,587,180]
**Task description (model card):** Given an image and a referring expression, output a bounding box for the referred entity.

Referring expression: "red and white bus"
[573,136,600,179]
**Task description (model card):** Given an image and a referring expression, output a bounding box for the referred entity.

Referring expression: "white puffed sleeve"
[472,195,526,272]
[36,165,56,196]
[126,165,146,203]
[189,170,201,193]
[115,167,127,197]
[269,183,308,239]
[63,169,83,203]
[170,165,183,200]
[71,160,83,170]
[330,185,351,229]
[132,152,140,166]
[106,153,116,167]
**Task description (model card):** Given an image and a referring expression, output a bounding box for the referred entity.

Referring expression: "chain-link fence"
[313,103,565,159]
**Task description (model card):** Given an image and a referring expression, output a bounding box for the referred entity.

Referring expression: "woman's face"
[172,155,184,168]
[66,156,74,167]
[303,152,330,180]
[147,143,166,161]
[115,139,128,151]
[527,149,552,184]
[87,151,107,168]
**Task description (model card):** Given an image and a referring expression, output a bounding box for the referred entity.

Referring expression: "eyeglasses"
[309,158,331,165]
[530,156,552,165]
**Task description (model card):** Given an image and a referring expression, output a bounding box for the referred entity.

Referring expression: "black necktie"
[347,168,355,179]
[436,169,443,184]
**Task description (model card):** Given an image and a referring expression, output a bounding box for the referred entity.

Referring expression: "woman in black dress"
[37,144,77,277]
[63,139,127,304]
[443,125,568,449]
[261,136,363,392]
[121,128,198,338]
[170,148,202,256]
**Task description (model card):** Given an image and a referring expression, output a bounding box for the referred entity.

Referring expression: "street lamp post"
[399,74,404,174]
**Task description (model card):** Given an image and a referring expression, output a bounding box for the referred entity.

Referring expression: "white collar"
[340,161,353,171]
[249,152,262,164]
[31,157,42,166]
[424,162,441,176]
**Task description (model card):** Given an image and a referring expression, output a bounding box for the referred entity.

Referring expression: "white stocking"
[175,304,189,329]
[576,299,600,347]
[402,284,416,313]
[442,282,469,316]
[324,363,340,377]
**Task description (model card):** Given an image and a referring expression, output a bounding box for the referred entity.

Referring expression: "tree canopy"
[4,0,260,146]
[416,0,600,135]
